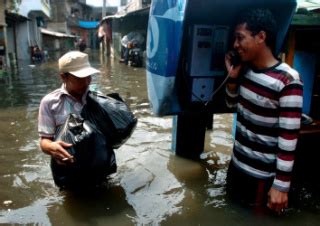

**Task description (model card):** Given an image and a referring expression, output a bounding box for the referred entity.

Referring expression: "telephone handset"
[230,50,241,67]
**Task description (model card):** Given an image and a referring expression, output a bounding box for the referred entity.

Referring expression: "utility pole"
[102,0,106,18]
[101,0,107,56]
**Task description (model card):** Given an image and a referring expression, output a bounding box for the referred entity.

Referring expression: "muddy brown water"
[0,51,319,225]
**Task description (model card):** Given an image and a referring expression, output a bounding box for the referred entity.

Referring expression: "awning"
[40,28,77,38]
[298,1,320,11]
[5,10,30,23]
[101,6,150,23]
[78,20,99,29]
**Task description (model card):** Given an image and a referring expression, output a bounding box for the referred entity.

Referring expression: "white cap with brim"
[59,51,100,78]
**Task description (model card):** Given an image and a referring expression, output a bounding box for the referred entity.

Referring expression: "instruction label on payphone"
[189,25,229,77]
[188,25,229,102]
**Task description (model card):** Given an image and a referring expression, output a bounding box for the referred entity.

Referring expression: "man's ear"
[60,73,67,81]
[256,31,267,44]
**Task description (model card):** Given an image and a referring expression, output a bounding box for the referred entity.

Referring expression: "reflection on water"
[0,52,320,225]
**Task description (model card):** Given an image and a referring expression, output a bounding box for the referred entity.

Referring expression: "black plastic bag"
[51,113,116,188]
[81,91,137,149]
[54,113,93,158]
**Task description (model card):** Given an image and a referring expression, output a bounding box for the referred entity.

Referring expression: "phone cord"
[203,66,233,106]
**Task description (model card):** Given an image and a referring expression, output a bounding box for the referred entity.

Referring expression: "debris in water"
[3,200,13,205]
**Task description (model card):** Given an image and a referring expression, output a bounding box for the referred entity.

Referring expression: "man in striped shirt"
[225,8,303,214]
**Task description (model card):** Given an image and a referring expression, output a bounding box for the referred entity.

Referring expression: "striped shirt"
[38,84,88,138]
[226,62,303,192]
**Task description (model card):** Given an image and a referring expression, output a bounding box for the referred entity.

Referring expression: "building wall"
[5,0,51,61]
[70,27,99,49]
[121,0,128,7]
[59,0,95,21]
[6,19,42,61]
[70,27,88,41]
[5,11,23,66]
[49,0,101,50]
[50,0,69,23]
[16,21,32,60]
[6,26,16,63]
[0,1,5,26]
[42,35,75,59]
[0,1,8,68]
[47,22,69,34]
[19,0,51,18]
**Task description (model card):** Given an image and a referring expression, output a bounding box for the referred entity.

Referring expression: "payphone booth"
[146,0,297,158]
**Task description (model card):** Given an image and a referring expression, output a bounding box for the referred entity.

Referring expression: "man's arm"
[40,137,74,164]
[38,96,74,164]
[268,78,303,213]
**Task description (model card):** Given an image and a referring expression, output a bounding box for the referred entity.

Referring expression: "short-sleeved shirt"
[38,84,88,138]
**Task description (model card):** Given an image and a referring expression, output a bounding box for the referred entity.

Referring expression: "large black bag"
[51,113,116,188]
[81,92,137,149]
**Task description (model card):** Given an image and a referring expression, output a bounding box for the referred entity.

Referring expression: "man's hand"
[40,138,74,164]
[267,187,288,214]
[225,51,242,78]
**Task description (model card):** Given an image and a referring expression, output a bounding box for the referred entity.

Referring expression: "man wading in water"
[225,8,303,214]
[38,51,117,189]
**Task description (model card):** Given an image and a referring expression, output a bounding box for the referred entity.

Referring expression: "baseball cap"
[58,51,100,78]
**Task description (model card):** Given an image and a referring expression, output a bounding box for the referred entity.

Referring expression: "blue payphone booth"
[146,0,297,158]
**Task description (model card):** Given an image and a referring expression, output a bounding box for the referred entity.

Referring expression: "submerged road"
[0,51,319,225]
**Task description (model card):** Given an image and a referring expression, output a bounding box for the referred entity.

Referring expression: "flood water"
[0,51,320,225]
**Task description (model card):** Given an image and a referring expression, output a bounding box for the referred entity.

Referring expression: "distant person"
[105,20,112,57]
[38,51,116,189]
[78,39,87,52]
[32,45,44,63]
[98,25,105,42]
[98,20,113,57]
[120,32,144,65]
[225,8,303,214]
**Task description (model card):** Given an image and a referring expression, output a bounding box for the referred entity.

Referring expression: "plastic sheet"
[51,113,116,188]
[81,92,137,149]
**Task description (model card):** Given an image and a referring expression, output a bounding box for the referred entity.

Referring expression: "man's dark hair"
[237,8,278,51]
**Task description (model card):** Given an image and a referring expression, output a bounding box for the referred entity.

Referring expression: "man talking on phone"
[225,8,303,214]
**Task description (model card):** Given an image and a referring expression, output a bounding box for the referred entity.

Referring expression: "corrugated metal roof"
[40,28,77,38]
[5,10,30,23]
[298,0,320,11]
[101,6,150,23]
